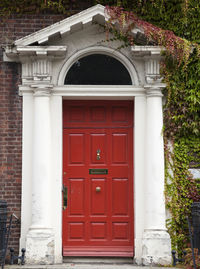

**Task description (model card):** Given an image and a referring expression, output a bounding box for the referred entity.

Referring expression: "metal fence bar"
[187,216,197,269]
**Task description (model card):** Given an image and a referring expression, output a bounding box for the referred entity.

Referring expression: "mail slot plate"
[89,169,108,175]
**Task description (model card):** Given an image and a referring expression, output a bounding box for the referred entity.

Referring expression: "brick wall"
[0,13,68,254]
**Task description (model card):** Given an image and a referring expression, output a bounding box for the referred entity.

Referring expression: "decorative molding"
[4,46,67,60]
[144,57,163,84]
[22,58,53,84]
[31,84,53,97]
[131,46,165,57]
[131,46,165,85]
[32,59,52,82]
[4,46,67,85]
[14,5,106,46]
[144,84,165,97]
[19,85,145,98]
[57,46,140,86]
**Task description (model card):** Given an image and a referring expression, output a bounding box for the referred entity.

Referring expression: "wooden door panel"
[90,222,107,240]
[112,133,128,164]
[90,106,106,122]
[63,101,134,257]
[91,178,107,216]
[68,134,85,165]
[112,222,129,241]
[111,106,128,123]
[112,178,129,216]
[68,179,85,216]
[68,222,85,240]
[90,134,106,165]
[69,106,85,122]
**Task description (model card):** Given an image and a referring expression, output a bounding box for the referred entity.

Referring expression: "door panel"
[112,178,129,216]
[69,134,85,164]
[69,179,85,216]
[63,100,134,257]
[112,133,128,164]
[90,134,106,164]
[91,178,106,215]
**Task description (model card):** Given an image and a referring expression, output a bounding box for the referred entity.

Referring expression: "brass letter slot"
[89,169,108,175]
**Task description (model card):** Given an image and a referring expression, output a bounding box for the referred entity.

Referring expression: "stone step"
[5,266,176,269]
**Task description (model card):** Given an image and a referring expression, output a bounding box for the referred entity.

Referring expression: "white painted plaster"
[141,85,171,265]
[134,96,146,265]
[189,169,200,179]
[20,93,33,249]
[50,96,63,264]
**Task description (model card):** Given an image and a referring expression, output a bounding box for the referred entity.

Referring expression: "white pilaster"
[25,84,54,264]
[141,57,171,265]
[134,96,146,264]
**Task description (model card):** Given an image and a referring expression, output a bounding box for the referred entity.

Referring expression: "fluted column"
[141,57,171,265]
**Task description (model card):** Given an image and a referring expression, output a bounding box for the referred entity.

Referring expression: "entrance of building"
[62,100,134,257]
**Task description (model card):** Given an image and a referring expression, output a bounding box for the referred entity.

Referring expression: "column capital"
[31,84,53,97]
[20,55,54,85]
[144,55,163,85]
[144,84,165,97]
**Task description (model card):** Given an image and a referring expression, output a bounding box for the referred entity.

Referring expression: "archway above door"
[65,54,132,85]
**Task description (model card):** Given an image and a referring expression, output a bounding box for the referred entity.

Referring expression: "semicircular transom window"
[64,54,132,85]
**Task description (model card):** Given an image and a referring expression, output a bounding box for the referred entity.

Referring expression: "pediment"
[4,4,163,62]
[13,4,147,47]
[3,4,164,90]
[14,4,106,46]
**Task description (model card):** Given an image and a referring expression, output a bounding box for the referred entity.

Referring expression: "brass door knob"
[96,186,101,192]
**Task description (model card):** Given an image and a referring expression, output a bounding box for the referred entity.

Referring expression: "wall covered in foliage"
[0,0,199,257]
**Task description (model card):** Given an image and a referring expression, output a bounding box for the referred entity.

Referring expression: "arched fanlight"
[64,54,132,85]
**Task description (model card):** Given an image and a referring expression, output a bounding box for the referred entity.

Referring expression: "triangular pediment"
[14,4,148,47]
[14,4,106,46]
[4,4,163,63]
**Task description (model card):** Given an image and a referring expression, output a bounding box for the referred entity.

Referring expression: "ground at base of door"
[5,264,179,269]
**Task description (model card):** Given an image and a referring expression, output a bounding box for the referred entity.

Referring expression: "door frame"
[56,46,144,261]
[19,46,150,263]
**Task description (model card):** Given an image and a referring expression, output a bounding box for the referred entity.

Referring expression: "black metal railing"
[0,201,13,269]
[172,202,200,268]
[187,202,200,269]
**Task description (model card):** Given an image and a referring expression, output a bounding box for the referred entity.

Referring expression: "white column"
[134,96,146,264]
[142,85,171,265]
[20,93,33,250]
[50,96,63,264]
[26,85,54,264]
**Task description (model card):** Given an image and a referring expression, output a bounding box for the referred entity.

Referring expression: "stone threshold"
[5,264,177,269]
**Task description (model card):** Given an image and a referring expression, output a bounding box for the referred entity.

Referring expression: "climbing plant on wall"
[101,2,200,255]
[102,0,200,256]
[0,0,200,257]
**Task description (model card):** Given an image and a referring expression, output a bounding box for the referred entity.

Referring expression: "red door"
[63,100,134,257]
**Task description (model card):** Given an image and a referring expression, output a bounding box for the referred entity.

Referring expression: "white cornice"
[131,46,165,57]
[19,85,146,97]
[4,46,67,58]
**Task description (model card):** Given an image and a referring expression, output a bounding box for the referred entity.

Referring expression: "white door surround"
[4,4,171,265]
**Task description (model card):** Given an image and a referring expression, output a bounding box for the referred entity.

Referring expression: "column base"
[25,228,54,264]
[142,229,171,266]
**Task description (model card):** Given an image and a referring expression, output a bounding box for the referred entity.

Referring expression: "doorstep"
[4,256,177,269]
[5,264,178,269]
